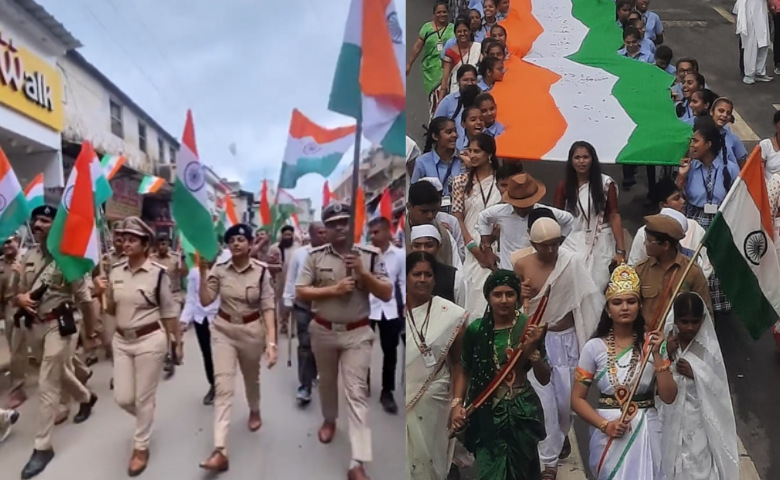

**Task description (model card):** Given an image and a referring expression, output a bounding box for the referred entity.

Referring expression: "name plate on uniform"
[332,323,348,333]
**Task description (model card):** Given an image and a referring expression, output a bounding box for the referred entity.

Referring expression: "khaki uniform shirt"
[270,242,300,300]
[0,255,18,320]
[19,247,91,317]
[150,252,183,297]
[203,258,274,322]
[296,244,388,324]
[106,259,178,330]
[635,252,713,323]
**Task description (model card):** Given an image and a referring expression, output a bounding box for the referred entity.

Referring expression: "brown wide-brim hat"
[116,216,156,239]
[502,172,547,209]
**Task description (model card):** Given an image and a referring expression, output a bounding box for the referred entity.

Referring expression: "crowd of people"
[406,0,780,479]
[0,199,404,480]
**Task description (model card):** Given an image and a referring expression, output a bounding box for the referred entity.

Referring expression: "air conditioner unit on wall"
[157,164,175,182]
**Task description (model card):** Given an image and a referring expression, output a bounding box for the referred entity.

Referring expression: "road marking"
[732,109,760,142]
[738,437,762,480]
[773,103,780,111]
[713,6,736,24]
[664,20,708,28]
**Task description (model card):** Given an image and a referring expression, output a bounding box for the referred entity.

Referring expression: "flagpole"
[347,125,363,250]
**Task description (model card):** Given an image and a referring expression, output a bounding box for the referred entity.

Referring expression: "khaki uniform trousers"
[30,320,91,450]
[59,325,92,411]
[309,321,375,463]
[112,328,168,450]
[211,316,265,453]
[8,322,32,393]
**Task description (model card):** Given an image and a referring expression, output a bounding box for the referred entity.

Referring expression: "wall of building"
[58,55,173,176]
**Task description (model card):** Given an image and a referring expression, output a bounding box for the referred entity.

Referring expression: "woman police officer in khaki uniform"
[198,223,277,472]
[103,217,182,476]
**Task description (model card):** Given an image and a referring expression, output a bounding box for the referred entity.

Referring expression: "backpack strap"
[155,267,164,307]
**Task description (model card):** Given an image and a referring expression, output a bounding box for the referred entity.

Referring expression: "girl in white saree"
[406,252,469,480]
[661,292,739,480]
[571,264,677,480]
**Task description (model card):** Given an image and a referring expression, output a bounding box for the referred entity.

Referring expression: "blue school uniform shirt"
[685,153,740,208]
[677,99,694,122]
[469,0,484,16]
[722,126,747,163]
[664,64,676,75]
[440,37,457,60]
[435,90,462,120]
[618,47,655,63]
[477,77,495,91]
[411,150,465,196]
[642,11,664,42]
[641,37,656,56]
[484,121,505,137]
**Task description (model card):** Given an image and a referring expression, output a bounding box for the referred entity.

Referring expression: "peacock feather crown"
[605,263,641,301]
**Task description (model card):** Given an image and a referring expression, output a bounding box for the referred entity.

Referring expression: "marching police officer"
[18,205,100,479]
[296,202,393,480]
[150,232,185,378]
[104,217,181,476]
[198,223,277,473]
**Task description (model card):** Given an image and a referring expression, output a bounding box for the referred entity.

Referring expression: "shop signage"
[0,30,64,131]
[105,177,142,219]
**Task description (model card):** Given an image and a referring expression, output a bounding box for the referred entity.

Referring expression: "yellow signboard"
[0,31,64,132]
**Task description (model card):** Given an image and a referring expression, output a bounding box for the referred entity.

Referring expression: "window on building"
[138,122,147,153]
[170,145,177,163]
[158,138,165,163]
[109,99,123,138]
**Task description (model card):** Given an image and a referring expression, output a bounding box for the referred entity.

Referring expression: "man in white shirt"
[181,258,221,405]
[283,222,327,405]
[478,173,574,270]
[367,217,405,414]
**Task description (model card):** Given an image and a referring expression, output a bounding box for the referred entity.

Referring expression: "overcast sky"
[38,0,406,210]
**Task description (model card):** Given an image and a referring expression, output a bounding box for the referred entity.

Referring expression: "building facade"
[0,0,80,195]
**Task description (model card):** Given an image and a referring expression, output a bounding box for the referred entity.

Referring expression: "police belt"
[293,303,310,313]
[598,392,655,410]
[313,316,369,332]
[218,309,261,324]
[116,322,162,341]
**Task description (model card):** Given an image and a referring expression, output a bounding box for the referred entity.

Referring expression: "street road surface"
[407,0,776,478]
[0,329,404,480]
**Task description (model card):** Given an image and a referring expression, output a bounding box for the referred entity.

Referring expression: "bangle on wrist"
[655,363,671,374]
[450,397,462,408]
[598,420,609,433]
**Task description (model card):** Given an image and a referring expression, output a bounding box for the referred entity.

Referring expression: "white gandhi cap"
[529,217,561,243]
[659,207,689,234]
[410,225,442,243]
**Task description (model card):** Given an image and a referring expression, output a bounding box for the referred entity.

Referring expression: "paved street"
[0,328,404,480]
[407,0,777,478]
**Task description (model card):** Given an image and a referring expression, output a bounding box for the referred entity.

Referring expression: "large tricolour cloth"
[278,109,356,189]
[24,173,44,211]
[493,0,690,164]
[328,0,405,157]
[48,141,99,282]
[703,146,780,339]
[0,146,29,241]
[172,110,219,261]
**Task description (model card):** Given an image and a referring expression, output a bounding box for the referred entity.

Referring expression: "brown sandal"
[542,467,557,480]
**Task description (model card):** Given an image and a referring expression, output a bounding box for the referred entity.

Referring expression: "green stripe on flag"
[569,0,690,165]
[0,192,30,241]
[172,177,219,261]
[328,43,362,121]
[703,213,778,339]
[278,154,343,190]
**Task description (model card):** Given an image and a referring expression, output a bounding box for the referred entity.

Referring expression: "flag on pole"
[702,146,780,339]
[354,186,365,243]
[23,173,45,212]
[138,175,166,194]
[279,109,356,189]
[100,154,126,181]
[323,180,334,206]
[172,110,219,261]
[0,146,30,241]
[379,186,392,221]
[48,141,100,282]
[259,180,273,230]
[328,0,405,156]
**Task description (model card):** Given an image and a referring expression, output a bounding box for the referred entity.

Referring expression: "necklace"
[407,300,434,355]
[492,312,519,371]
[606,329,639,404]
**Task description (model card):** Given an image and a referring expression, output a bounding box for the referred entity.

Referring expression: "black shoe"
[73,394,98,424]
[110,378,114,390]
[380,390,398,414]
[203,386,215,406]
[296,386,312,405]
[163,357,175,379]
[21,449,55,479]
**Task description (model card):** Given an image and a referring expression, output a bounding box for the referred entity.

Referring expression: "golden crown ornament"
[605,263,641,301]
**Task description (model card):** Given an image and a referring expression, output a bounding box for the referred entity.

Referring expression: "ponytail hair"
[423,117,455,153]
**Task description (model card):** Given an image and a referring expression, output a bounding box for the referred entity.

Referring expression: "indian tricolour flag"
[172,110,219,261]
[328,0,405,156]
[24,173,44,211]
[703,147,780,339]
[48,141,100,282]
[279,109,356,189]
[0,146,29,241]
[138,175,165,194]
[492,0,690,164]
[100,154,126,181]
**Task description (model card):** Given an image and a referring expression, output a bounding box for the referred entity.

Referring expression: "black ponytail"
[423,117,454,153]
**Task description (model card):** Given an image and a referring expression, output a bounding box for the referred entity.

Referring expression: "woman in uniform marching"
[198,223,277,473]
[103,216,182,477]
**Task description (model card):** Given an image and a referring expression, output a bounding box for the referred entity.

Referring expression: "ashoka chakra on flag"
[493,0,690,165]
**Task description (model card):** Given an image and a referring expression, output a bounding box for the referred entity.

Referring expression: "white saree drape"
[661,293,739,480]
[406,296,468,480]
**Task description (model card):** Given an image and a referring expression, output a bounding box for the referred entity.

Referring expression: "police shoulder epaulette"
[150,261,168,271]
[111,260,128,269]
[310,245,329,253]
[356,244,380,255]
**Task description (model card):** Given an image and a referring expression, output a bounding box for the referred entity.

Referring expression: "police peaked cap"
[116,216,156,239]
[322,202,351,224]
[224,223,254,243]
[31,205,57,219]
